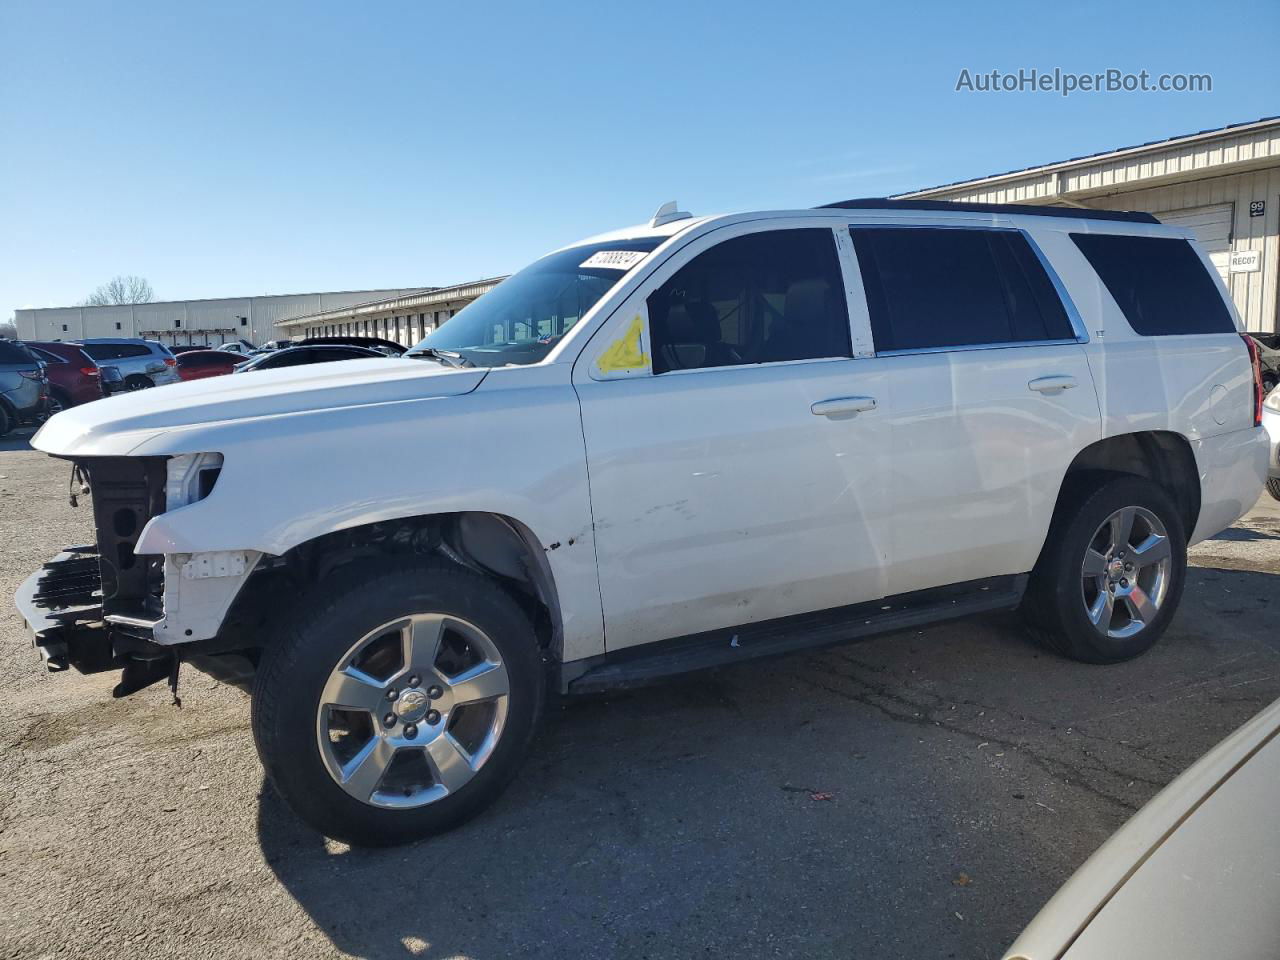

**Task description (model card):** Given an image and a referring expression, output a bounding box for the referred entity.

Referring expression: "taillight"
[1242,333,1264,427]
[81,366,99,377]
[163,357,177,366]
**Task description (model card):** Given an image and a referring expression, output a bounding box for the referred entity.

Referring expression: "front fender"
[132,367,604,661]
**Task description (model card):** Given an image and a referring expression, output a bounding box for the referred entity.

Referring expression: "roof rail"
[816,197,1159,224]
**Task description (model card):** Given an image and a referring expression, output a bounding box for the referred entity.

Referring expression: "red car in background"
[24,341,104,412]
[175,349,244,381]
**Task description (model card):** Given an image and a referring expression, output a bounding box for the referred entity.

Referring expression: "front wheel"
[252,559,545,846]
[1022,476,1187,663]
[1267,478,1280,503]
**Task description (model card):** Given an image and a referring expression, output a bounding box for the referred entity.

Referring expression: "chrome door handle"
[811,396,877,418]
[1028,375,1078,395]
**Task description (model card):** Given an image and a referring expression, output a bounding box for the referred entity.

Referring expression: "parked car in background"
[261,338,297,351]
[297,335,407,356]
[98,365,125,396]
[168,344,211,355]
[1249,334,1280,395]
[1004,696,1280,960]
[76,338,178,390]
[175,350,245,381]
[15,199,1270,846]
[23,341,103,412]
[232,343,385,372]
[216,340,257,357]
[1263,386,1280,501]
[0,339,48,437]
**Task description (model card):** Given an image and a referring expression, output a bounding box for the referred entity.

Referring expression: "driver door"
[572,222,890,652]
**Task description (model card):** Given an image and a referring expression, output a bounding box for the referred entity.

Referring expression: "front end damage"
[14,456,257,698]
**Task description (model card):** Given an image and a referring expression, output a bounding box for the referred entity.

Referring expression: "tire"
[47,390,69,416]
[1262,372,1278,396]
[0,402,11,439]
[1267,478,1280,503]
[1022,476,1187,664]
[252,558,545,846]
[124,374,154,391]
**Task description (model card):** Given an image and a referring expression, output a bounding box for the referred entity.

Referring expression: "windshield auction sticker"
[580,250,649,270]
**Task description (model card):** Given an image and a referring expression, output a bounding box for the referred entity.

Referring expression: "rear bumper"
[1190,426,1270,544]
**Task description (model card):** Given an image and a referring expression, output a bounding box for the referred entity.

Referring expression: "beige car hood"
[1006,698,1280,960]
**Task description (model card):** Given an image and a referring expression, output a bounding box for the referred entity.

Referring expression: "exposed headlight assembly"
[166,453,224,509]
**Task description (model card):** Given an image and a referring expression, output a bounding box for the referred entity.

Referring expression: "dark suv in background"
[24,341,104,412]
[0,340,49,437]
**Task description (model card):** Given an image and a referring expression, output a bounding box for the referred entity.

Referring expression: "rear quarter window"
[0,341,38,364]
[1069,233,1235,336]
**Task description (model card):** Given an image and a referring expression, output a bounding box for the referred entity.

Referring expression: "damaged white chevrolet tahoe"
[16,199,1270,846]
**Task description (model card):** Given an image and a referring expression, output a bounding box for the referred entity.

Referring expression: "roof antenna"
[650,200,692,228]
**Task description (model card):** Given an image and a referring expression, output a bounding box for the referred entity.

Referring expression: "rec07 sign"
[1229,250,1262,274]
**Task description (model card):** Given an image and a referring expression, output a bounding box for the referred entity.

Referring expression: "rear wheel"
[252,559,544,846]
[1023,476,1187,663]
[124,374,154,391]
[0,403,11,438]
[47,391,68,416]
[1267,478,1280,502]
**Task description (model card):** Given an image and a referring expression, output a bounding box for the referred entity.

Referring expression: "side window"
[850,227,1076,352]
[31,347,64,364]
[80,344,120,361]
[118,344,152,359]
[646,228,851,373]
[1069,233,1234,336]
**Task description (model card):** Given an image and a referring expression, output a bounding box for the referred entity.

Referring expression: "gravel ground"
[3,426,1279,960]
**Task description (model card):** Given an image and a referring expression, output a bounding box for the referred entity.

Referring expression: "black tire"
[1267,478,1280,503]
[1022,475,1187,664]
[0,402,11,439]
[47,390,69,416]
[124,374,154,391]
[252,558,544,847]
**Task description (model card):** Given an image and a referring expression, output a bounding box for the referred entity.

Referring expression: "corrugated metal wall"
[14,289,422,345]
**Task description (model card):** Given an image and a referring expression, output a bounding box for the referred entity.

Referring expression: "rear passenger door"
[848,223,1102,596]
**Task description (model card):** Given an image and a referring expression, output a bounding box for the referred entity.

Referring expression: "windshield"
[408,237,666,367]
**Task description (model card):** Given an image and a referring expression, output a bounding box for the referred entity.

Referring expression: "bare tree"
[84,275,154,306]
[0,318,16,339]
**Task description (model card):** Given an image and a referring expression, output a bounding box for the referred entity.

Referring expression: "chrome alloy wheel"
[316,614,510,809]
[1080,506,1172,640]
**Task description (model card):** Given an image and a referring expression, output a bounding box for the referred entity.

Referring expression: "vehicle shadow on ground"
[254,568,1280,960]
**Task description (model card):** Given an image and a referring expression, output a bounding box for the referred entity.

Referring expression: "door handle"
[811,396,877,418]
[1028,375,1078,395]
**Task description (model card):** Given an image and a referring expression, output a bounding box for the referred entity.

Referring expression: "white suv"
[16,199,1270,845]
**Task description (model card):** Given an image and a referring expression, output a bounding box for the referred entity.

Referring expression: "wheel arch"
[1052,430,1201,538]
[214,511,565,661]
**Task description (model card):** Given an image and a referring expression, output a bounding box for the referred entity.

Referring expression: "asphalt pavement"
[3,427,1279,959]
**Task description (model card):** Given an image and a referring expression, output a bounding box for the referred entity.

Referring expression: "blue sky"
[2,0,1277,319]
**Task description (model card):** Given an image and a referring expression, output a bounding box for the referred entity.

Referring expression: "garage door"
[1157,203,1233,281]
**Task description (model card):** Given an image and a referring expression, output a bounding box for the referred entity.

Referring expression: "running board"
[560,575,1027,695]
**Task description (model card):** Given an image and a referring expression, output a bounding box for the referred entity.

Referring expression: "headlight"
[1265,388,1280,413]
[166,453,223,509]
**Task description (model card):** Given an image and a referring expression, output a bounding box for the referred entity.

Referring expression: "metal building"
[14,288,423,347]
[895,115,1280,333]
[276,277,506,345]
